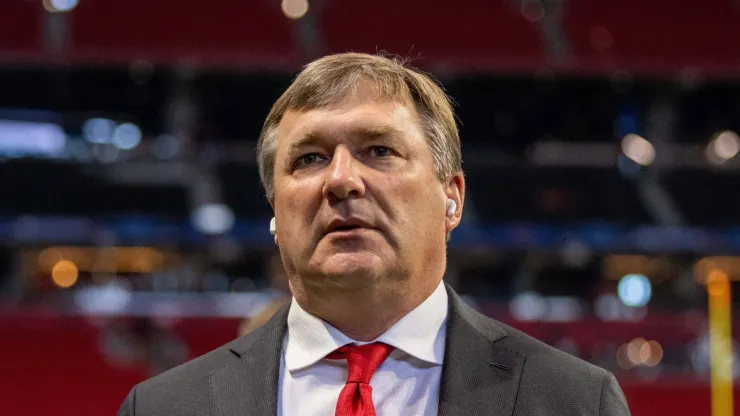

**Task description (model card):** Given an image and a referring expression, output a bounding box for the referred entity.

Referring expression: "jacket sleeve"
[599,372,631,416]
[117,386,137,416]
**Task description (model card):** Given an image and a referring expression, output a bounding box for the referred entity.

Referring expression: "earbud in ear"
[446,199,456,217]
[269,217,276,236]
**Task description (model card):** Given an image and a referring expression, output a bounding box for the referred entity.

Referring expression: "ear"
[444,172,465,235]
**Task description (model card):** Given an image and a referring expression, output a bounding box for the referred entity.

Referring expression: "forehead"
[275,88,424,150]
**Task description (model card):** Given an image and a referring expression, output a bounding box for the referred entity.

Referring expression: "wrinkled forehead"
[275,88,422,150]
[289,77,414,114]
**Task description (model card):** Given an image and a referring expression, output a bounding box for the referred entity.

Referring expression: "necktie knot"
[327,342,394,384]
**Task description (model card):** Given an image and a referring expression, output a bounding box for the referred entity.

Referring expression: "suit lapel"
[438,287,525,416]
[210,303,289,416]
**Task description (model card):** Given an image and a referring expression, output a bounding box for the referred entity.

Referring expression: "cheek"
[391,177,442,228]
[277,182,321,231]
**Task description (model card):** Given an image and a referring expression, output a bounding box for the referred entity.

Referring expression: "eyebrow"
[286,125,405,158]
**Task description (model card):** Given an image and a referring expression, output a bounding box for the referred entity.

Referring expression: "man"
[118,53,630,416]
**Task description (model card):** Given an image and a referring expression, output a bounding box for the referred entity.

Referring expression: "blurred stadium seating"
[1,0,739,415]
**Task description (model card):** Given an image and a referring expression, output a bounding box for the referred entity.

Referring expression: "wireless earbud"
[446,199,456,217]
[269,217,276,236]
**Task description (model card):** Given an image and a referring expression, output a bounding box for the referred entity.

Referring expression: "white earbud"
[269,217,276,236]
[446,199,456,217]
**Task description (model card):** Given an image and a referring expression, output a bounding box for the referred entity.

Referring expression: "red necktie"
[327,342,395,416]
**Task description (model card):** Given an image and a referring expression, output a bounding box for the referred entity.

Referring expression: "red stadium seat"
[320,0,543,70]
[0,1,40,54]
[564,0,740,71]
[70,0,296,64]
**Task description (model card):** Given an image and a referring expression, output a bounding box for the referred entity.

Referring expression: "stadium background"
[1,0,739,414]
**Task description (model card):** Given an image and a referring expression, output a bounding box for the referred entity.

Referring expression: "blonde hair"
[257,53,461,199]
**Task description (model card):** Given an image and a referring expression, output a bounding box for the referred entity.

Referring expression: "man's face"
[271,86,462,292]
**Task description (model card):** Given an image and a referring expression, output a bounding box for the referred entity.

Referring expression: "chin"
[311,252,384,286]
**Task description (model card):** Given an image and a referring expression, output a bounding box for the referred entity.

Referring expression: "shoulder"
[137,339,239,392]
[119,304,290,415]
[496,319,609,380]
[120,338,242,415]
[492,319,621,412]
[449,289,611,385]
[450,296,617,409]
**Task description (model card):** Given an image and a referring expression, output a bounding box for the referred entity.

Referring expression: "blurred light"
[694,257,740,284]
[708,269,731,297]
[191,203,235,235]
[617,273,652,307]
[621,134,655,166]
[43,0,79,13]
[153,134,180,159]
[543,296,582,322]
[644,340,664,366]
[510,292,547,321]
[83,118,115,144]
[38,247,64,270]
[617,343,635,369]
[281,0,308,19]
[707,130,740,165]
[595,293,622,321]
[626,338,647,365]
[111,123,142,150]
[74,280,133,315]
[37,246,171,274]
[52,260,79,288]
[132,257,154,274]
[638,340,652,363]
[560,240,591,268]
[0,120,67,157]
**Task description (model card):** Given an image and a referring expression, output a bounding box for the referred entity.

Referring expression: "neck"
[291,276,442,342]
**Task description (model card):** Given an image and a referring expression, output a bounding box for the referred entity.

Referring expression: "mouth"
[324,219,375,236]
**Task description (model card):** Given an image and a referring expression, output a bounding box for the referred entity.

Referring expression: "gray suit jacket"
[118,286,630,415]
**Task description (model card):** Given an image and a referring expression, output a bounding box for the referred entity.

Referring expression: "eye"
[370,146,391,157]
[294,153,322,168]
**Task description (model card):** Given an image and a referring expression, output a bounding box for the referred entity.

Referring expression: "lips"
[324,218,375,235]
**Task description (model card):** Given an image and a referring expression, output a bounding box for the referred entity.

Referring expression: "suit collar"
[210,302,289,416]
[209,285,525,416]
[437,284,525,416]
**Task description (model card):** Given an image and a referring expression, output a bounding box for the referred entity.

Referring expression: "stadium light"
[52,260,79,288]
[617,273,652,307]
[43,0,79,13]
[621,134,655,166]
[706,130,740,165]
[281,0,309,19]
[112,123,142,150]
[191,203,235,235]
[83,118,115,144]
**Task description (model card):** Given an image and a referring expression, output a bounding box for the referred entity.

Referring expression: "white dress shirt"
[278,280,448,416]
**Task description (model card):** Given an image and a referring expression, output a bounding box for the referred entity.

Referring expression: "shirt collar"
[284,280,448,372]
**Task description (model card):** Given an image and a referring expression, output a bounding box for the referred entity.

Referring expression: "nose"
[322,145,365,201]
